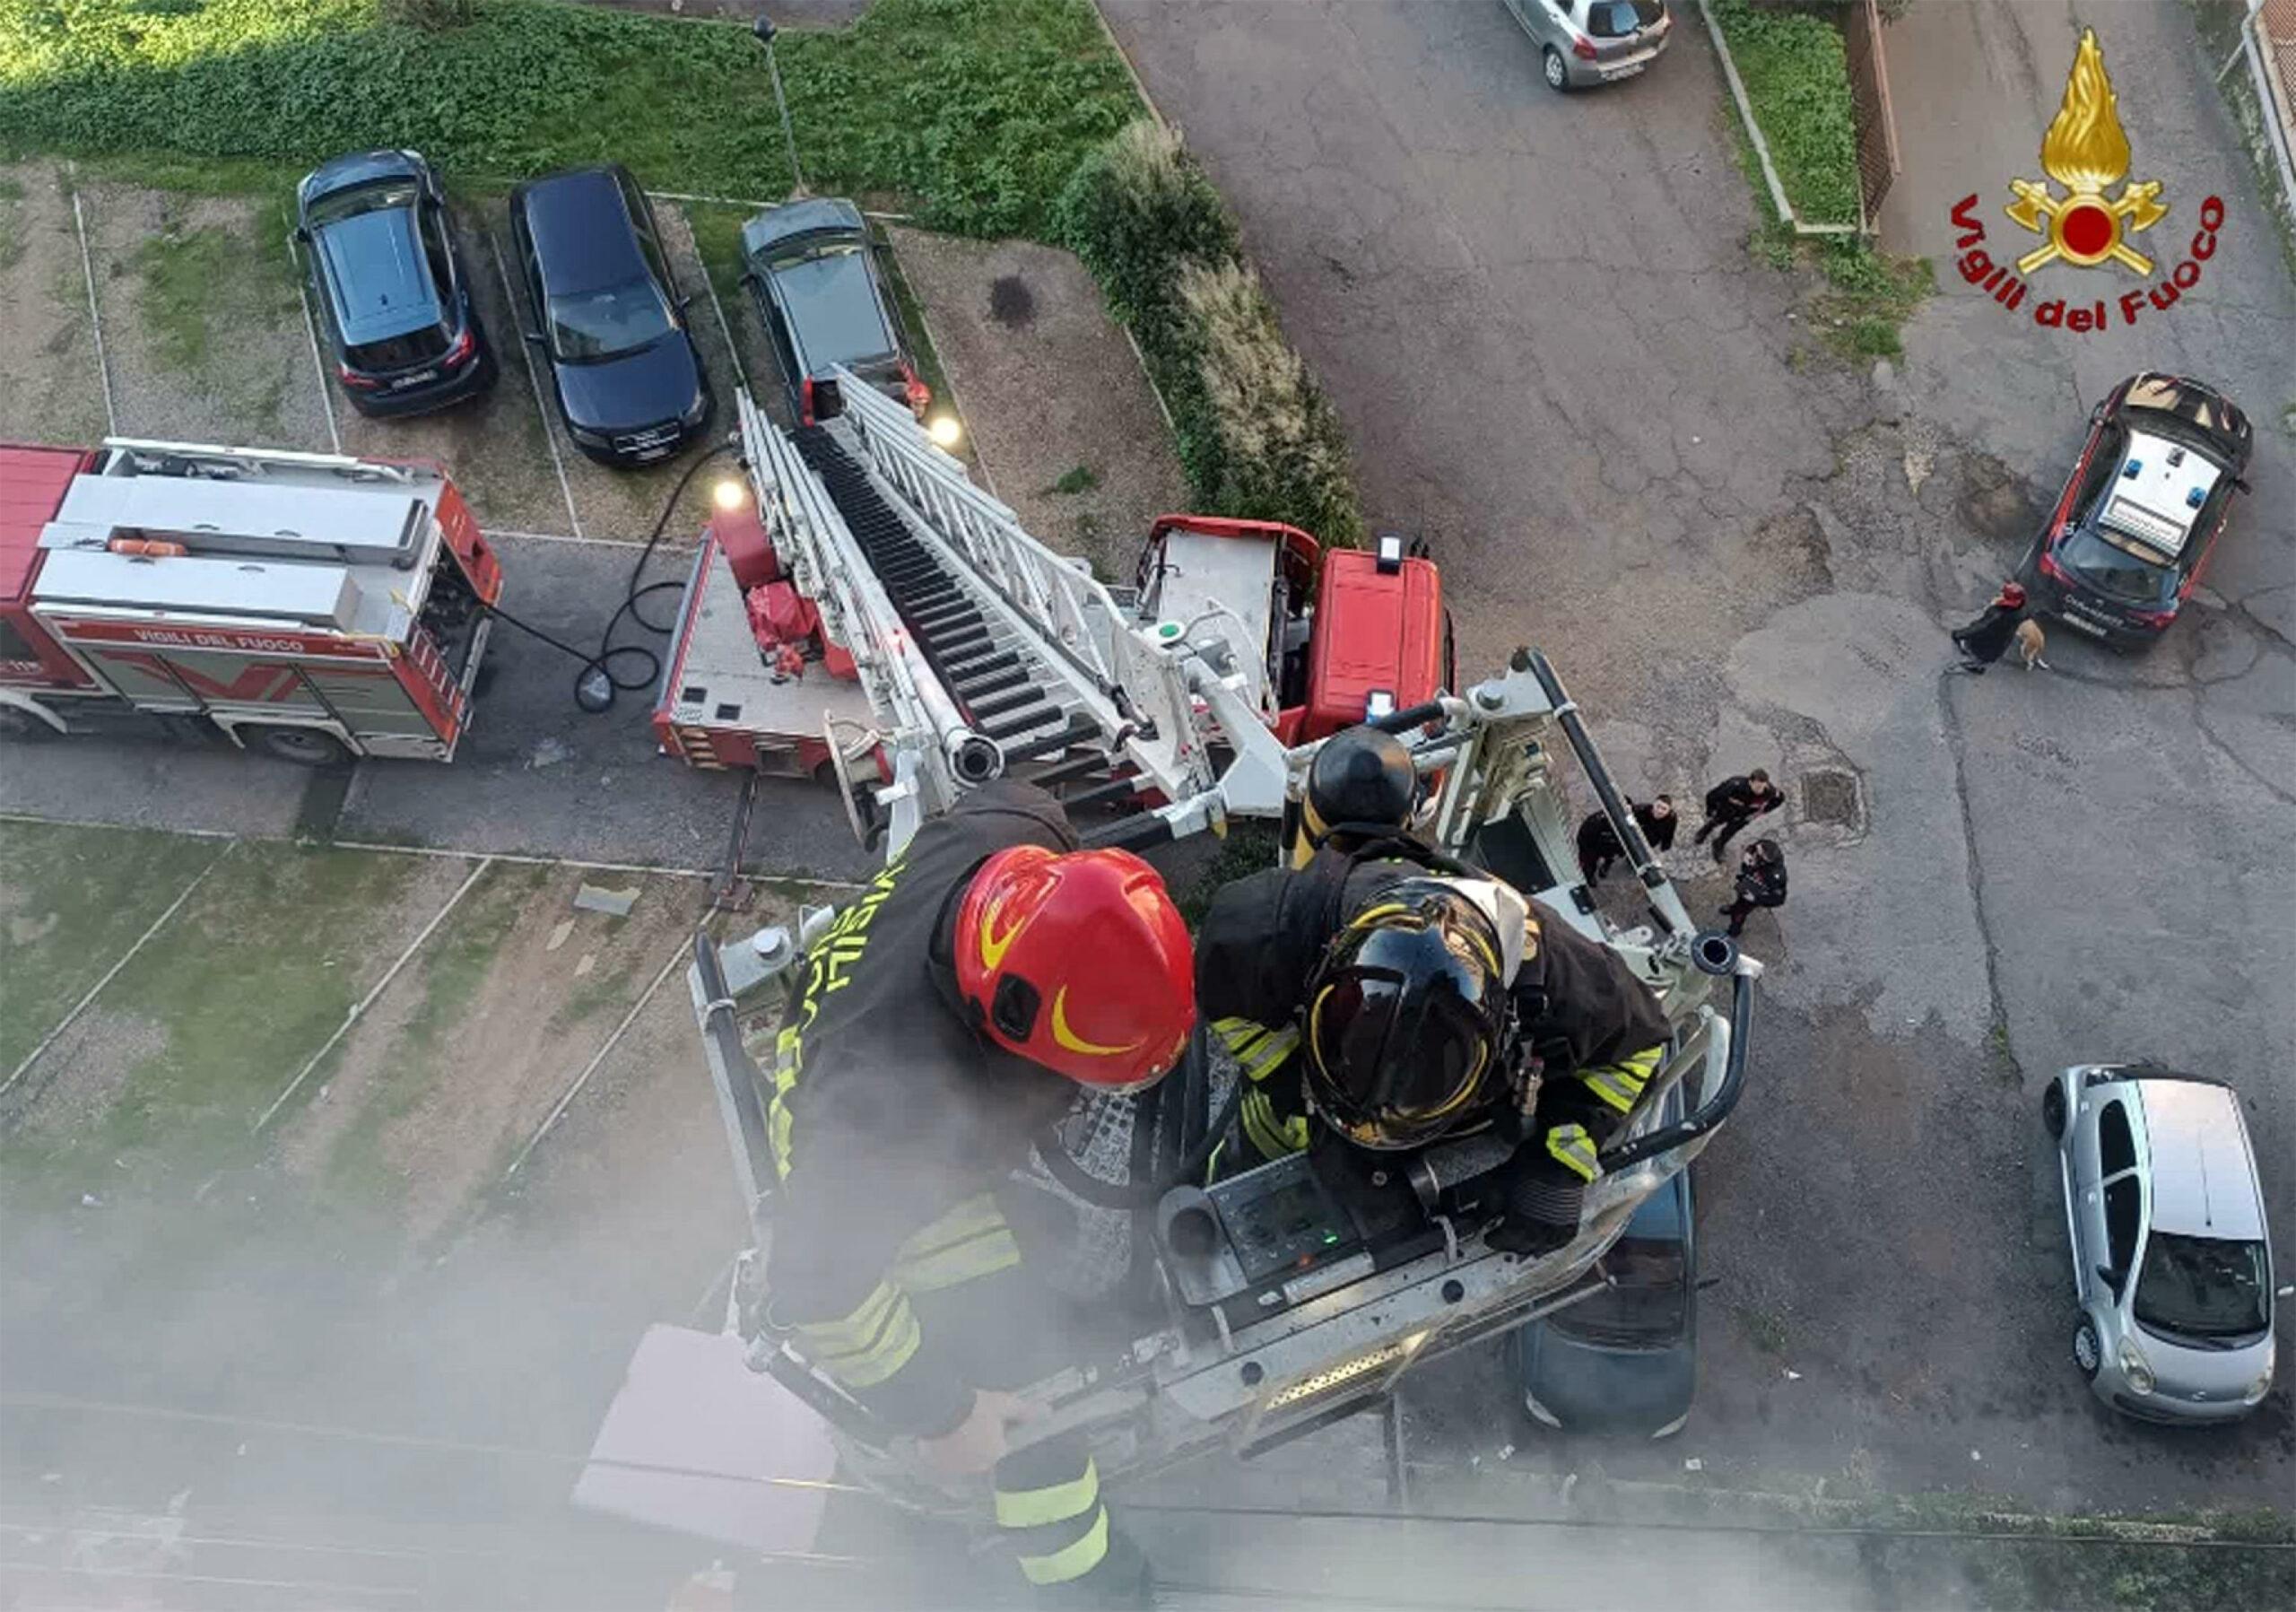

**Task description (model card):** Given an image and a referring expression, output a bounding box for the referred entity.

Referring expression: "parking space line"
[66,175,117,438]
[502,941,687,1181]
[483,229,585,542]
[699,264,748,393]
[290,241,344,456]
[480,526,696,553]
[251,856,495,1132]
[1,840,237,1096]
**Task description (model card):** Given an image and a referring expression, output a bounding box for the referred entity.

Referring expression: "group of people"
[1575,768,1787,940]
[761,730,1683,1605]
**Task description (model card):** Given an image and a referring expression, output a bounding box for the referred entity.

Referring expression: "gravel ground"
[324,205,571,536]
[80,183,331,451]
[884,227,1189,585]
[0,161,110,445]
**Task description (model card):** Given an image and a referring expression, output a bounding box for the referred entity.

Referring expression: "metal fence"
[1843,0,1902,225]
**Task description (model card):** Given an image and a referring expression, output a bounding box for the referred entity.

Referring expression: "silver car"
[2042,1065,2284,1423]
[1501,0,1672,91]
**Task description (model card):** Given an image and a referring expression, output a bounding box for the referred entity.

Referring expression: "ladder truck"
[600,370,1755,1547]
[0,439,501,764]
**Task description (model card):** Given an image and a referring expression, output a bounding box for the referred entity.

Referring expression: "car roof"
[301,149,427,205]
[516,168,646,296]
[764,248,896,374]
[2084,427,2224,558]
[742,196,867,257]
[316,206,442,344]
[2131,1078,2265,1241]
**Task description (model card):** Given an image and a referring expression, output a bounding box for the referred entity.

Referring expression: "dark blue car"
[1515,1094,1699,1438]
[296,150,494,416]
[509,167,711,468]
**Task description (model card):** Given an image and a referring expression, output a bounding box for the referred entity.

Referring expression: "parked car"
[295,150,494,416]
[2042,1065,2284,1424]
[2022,373,2253,647]
[1501,0,1672,91]
[508,166,711,467]
[738,197,927,427]
[1514,1085,1699,1437]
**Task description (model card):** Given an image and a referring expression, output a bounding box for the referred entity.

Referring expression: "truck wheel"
[2071,1317,2101,1381]
[0,705,57,741]
[2040,1080,2066,1139]
[247,725,350,767]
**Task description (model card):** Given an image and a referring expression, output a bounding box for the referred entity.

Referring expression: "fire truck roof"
[0,444,94,605]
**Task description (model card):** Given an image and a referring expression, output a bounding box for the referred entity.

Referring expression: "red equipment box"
[1299,544,1444,741]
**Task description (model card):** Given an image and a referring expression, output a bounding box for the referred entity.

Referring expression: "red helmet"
[954,845,1195,1091]
[2000,581,2028,606]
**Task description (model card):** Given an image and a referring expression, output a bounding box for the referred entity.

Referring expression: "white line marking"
[479,526,699,553]
[485,229,585,542]
[252,856,495,1132]
[502,942,686,1180]
[291,237,344,455]
[699,263,748,392]
[67,177,117,437]
[0,840,237,1096]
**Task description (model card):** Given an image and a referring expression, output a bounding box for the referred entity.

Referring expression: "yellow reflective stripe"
[1240,1090,1288,1160]
[1239,1031,1298,1082]
[794,1282,922,1389]
[1213,1016,1265,1051]
[890,1192,1022,1293]
[994,1459,1099,1529]
[770,1026,801,1181]
[1581,1072,1643,1114]
[1017,1505,1110,1586]
[1546,1123,1599,1183]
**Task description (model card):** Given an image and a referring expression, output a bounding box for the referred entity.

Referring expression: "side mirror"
[291,224,311,244]
[679,292,694,312]
[1695,1276,1724,1292]
[2275,1284,2294,1300]
[522,330,545,346]
[2233,477,2252,495]
[2096,1264,2123,1294]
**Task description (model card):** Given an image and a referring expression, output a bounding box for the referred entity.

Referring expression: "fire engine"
[0,439,501,764]
[578,370,1756,1556]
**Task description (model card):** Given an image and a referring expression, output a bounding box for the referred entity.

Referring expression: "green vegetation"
[133,216,292,372]
[0,822,218,1074]
[1709,0,1861,227]
[0,0,1137,240]
[1171,821,1282,930]
[1059,121,1364,545]
[1048,464,1099,495]
[1735,1301,1790,1355]
[1810,235,1931,360]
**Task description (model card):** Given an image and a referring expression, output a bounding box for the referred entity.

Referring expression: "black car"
[739,197,926,426]
[296,150,494,416]
[2025,373,2253,647]
[509,167,711,467]
[1514,1088,1699,1438]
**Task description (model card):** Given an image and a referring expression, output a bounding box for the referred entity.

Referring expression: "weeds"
[1737,1302,1790,1355]
[1048,464,1099,495]
[1709,0,1861,226]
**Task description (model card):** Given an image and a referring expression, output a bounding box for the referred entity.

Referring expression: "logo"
[1944,28,2225,335]
[1049,986,1143,1059]
[2006,30,2163,274]
[977,893,1026,972]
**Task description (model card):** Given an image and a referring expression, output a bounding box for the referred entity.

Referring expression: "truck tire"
[246,725,350,767]
[0,704,57,741]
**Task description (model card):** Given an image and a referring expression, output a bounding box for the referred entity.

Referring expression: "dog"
[2014,617,2049,670]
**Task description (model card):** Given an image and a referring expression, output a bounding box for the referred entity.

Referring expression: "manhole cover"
[988,275,1036,327]
[1801,769,1859,826]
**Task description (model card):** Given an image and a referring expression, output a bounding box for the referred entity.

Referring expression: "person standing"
[1576,795,1681,884]
[1949,581,2027,675]
[1692,770,1783,862]
[1634,795,1678,855]
[1720,839,1787,937]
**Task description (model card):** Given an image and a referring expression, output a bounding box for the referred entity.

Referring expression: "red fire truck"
[0,438,502,764]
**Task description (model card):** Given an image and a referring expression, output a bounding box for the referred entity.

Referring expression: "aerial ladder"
[613,371,1756,1541]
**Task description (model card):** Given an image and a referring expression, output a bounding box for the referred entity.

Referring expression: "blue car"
[1515,1094,1699,1438]
[296,150,494,416]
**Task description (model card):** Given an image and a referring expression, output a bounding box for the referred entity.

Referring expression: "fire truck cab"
[0,439,502,765]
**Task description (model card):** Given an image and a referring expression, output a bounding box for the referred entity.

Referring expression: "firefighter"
[1195,835,1671,1253]
[761,780,1194,1606]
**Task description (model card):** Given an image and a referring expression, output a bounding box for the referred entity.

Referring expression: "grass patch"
[1810,236,1931,360]
[0,822,220,1075]
[0,845,441,1200]
[1171,820,1281,930]
[1735,1301,1790,1355]
[871,233,955,421]
[1048,464,1099,495]
[1708,0,1861,227]
[0,0,1138,240]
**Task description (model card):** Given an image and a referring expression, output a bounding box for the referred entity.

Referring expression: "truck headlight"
[2243,1358,2274,1406]
[2117,1338,2155,1396]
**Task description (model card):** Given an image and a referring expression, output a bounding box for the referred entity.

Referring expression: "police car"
[2024,374,2253,647]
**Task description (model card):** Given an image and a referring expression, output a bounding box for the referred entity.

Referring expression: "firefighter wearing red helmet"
[763,780,1189,1606]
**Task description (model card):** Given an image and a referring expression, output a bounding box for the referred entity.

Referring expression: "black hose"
[483,441,737,710]
[1035,1024,1247,1209]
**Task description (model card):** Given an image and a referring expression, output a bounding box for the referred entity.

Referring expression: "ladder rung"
[1026,752,1109,789]
[1060,774,1142,812]
[952,666,1031,701]
[968,684,1049,719]
[979,703,1063,741]
[1000,717,1101,763]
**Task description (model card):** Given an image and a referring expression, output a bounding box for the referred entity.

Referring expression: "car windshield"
[2134,1233,2269,1342]
[1551,1236,1684,1345]
[2062,526,2178,605]
[306,178,419,231]
[547,279,674,362]
[1586,0,1661,37]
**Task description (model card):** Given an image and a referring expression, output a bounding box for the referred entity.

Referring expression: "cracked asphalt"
[1102,0,2293,1513]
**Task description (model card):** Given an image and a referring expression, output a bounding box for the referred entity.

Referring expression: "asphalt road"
[1100,0,2293,1513]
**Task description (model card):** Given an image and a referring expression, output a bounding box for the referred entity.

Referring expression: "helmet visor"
[1309,967,1492,1148]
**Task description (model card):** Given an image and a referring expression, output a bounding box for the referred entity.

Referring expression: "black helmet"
[1301,878,1509,1151]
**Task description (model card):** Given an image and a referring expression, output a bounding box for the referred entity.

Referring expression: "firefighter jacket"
[1734,858,1788,911]
[1195,850,1672,1185]
[762,781,1084,1438]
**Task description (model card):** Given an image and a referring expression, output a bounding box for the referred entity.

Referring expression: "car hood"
[552,335,703,433]
[1519,1327,1695,1433]
[2125,1320,2275,1406]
